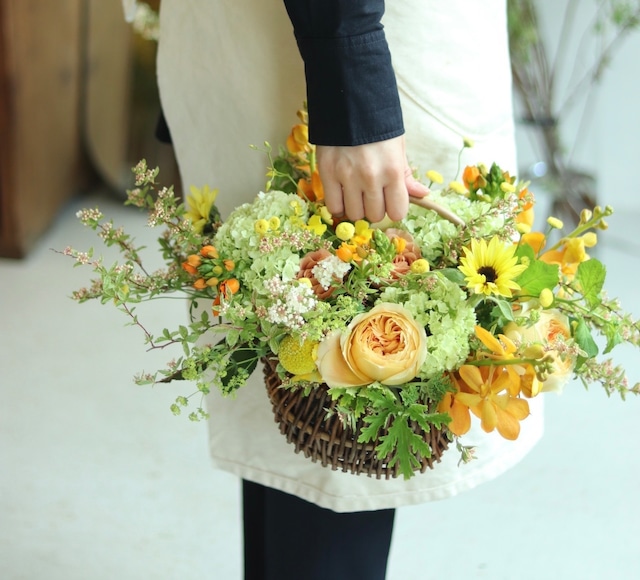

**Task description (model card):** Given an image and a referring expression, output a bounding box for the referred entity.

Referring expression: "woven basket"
[262,357,451,479]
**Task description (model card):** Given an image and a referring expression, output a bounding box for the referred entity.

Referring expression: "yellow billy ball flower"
[539,288,554,308]
[254,219,270,235]
[268,216,281,230]
[278,335,319,375]
[335,222,356,241]
[410,259,430,274]
[426,170,444,184]
[516,222,531,234]
[449,181,468,194]
[463,136,475,148]
[547,216,564,230]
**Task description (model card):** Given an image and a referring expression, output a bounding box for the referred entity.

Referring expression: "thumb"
[405,173,431,199]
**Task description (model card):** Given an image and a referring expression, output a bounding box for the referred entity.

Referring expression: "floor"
[1,189,639,580]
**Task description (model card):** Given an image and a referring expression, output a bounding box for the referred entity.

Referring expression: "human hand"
[316,135,430,223]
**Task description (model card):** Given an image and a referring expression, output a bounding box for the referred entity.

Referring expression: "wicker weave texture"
[262,357,450,479]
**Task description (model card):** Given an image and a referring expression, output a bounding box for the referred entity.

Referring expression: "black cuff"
[296,29,404,146]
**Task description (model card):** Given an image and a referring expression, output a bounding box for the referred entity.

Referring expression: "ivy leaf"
[575,259,606,308]
[514,259,559,297]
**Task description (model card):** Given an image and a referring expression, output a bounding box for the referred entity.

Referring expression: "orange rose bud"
[227,278,240,294]
[222,278,240,295]
[223,259,235,272]
[462,165,486,190]
[182,261,197,275]
[187,254,202,267]
[193,278,207,290]
[200,245,218,259]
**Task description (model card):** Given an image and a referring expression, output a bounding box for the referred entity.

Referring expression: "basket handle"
[409,196,465,227]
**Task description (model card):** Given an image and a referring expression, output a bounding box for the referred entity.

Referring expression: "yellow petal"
[480,401,498,433]
[315,331,368,388]
[494,405,522,440]
[458,365,484,392]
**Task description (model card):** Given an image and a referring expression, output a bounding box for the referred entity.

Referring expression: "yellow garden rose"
[315,303,427,387]
[504,309,575,394]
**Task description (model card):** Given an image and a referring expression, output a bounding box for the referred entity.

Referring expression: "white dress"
[154,0,544,512]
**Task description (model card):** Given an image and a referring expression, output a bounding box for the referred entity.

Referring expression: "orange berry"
[200,245,218,259]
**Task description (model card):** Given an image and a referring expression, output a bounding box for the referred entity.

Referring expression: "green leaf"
[575,259,606,308]
[515,242,536,261]
[439,268,465,285]
[220,345,259,388]
[573,317,599,369]
[359,412,389,444]
[514,259,559,297]
[378,415,431,480]
[602,324,623,355]
[491,298,515,323]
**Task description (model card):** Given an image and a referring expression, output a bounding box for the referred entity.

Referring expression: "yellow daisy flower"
[459,236,527,297]
[185,185,219,234]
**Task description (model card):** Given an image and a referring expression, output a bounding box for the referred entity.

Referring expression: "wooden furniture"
[0,0,89,258]
[0,0,178,259]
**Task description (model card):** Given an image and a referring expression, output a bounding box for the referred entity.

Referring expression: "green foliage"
[358,388,450,479]
[575,259,606,308]
[515,259,560,298]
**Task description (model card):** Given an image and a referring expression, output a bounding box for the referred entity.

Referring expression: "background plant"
[507,0,640,224]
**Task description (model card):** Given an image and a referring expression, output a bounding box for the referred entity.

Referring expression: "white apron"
[155,0,543,512]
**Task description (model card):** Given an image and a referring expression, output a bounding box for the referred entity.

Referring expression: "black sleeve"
[283,0,404,146]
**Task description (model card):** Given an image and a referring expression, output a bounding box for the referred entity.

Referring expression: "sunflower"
[458,236,527,297]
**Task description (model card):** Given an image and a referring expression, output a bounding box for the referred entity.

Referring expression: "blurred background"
[1,1,639,579]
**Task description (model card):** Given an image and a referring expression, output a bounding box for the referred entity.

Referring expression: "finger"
[406,175,431,199]
[342,188,365,222]
[384,181,409,222]
[362,189,386,223]
[322,179,345,218]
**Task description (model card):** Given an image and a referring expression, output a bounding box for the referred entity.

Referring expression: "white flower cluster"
[312,255,352,290]
[264,276,318,331]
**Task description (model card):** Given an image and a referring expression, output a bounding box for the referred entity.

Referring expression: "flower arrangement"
[64,108,640,479]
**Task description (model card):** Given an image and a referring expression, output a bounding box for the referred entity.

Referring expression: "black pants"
[242,480,396,580]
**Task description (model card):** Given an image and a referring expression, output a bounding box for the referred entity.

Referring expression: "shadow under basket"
[262,357,451,479]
